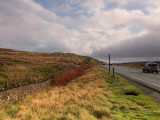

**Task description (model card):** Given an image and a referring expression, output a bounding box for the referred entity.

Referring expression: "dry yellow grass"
[0,64,112,120]
[0,48,87,87]
[1,59,159,120]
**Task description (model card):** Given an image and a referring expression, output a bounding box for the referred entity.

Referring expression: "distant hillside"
[0,48,89,87]
[116,61,160,69]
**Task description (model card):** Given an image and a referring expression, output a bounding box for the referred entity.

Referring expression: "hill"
[0,58,160,119]
[0,48,88,88]
[0,48,160,119]
[116,61,160,69]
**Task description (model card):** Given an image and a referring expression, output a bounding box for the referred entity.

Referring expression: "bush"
[54,64,89,85]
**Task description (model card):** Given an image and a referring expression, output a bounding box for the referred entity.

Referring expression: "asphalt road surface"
[102,65,160,93]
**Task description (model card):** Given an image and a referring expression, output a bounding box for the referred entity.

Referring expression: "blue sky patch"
[129,26,142,34]
[34,0,91,17]
[103,2,118,10]
[123,1,148,14]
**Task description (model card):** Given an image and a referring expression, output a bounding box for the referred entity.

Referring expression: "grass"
[5,105,20,117]
[116,61,160,69]
[0,60,112,120]
[0,48,87,88]
[122,85,142,96]
[0,59,160,119]
[116,63,144,69]
[101,67,160,120]
[0,74,7,87]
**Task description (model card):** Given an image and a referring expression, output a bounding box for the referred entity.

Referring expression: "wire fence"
[0,73,51,91]
[0,58,91,91]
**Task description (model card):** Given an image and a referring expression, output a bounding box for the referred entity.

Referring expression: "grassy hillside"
[116,61,160,69]
[0,48,88,88]
[0,59,160,120]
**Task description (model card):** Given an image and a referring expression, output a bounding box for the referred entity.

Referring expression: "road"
[102,65,160,93]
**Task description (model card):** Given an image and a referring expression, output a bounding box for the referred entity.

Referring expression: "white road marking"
[116,70,160,88]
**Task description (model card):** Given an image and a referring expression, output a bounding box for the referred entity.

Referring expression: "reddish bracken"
[54,64,89,85]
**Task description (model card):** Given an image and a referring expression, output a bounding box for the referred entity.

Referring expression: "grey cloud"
[91,32,160,60]
[34,44,69,53]
[0,0,67,52]
[1,0,160,63]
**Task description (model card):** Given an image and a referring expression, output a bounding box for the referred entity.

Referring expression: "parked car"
[102,63,106,65]
[143,62,159,73]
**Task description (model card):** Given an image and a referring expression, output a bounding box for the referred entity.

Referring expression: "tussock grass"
[0,59,160,120]
[122,85,142,96]
[0,48,87,87]
[100,67,160,120]
[0,60,112,120]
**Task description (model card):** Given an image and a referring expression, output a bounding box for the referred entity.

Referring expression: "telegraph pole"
[109,54,110,73]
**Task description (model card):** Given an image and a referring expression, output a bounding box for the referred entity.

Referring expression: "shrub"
[54,64,89,85]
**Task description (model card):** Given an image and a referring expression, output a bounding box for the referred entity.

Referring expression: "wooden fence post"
[43,73,45,80]
[109,54,110,74]
[113,68,115,79]
[38,74,40,80]
[20,74,22,83]
[26,74,28,83]
[14,74,16,84]
[30,74,32,81]
[6,79,9,88]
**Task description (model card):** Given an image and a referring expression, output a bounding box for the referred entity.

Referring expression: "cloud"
[0,0,160,62]
[91,32,160,58]
[0,0,67,51]
[80,0,105,13]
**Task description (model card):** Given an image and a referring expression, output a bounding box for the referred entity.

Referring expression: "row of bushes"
[53,64,89,85]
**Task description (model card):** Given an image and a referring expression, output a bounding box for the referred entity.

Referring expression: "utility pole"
[113,67,115,78]
[109,54,110,73]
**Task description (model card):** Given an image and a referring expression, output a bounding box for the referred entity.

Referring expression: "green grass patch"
[0,113,3,120]
[122,85,142,96]
[5,105,20,117]
[0,74,6,79]
[100,66,160,119]
[0,74,7,87]
[38,65,64,75]
[92,108,110,118]
[0,63,160,120]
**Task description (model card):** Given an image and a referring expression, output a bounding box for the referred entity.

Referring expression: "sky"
[0,0,160,63]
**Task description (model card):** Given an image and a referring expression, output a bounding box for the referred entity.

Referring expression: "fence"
[0,73,50,91]
[0,58,91,91]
